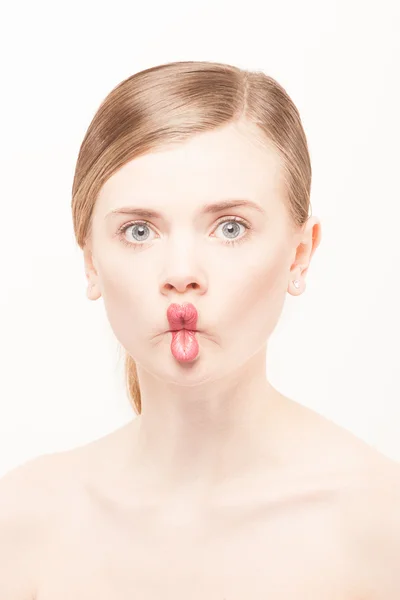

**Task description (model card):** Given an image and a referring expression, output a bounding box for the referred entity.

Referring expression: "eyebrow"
[105,199,266,220]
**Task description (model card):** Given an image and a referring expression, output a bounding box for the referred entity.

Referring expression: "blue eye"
[116,216,253,249]
[123,223,154,244]
[215,220,246,244]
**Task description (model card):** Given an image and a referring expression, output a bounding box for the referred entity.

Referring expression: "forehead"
[95,122,286,217]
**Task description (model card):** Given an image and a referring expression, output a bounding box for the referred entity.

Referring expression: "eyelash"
[115,216,254,249]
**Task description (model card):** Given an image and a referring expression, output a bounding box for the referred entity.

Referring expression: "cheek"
[258,253,289,297]
[225,252,289,344]
[96,259,147,347]
[100,266,139,306]
[98,248,149,306]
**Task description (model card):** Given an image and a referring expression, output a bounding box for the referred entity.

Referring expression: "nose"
[160,273,207,296]
[159,240,208,296]
[163,279,200,293]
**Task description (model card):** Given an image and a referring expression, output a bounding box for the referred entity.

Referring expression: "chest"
[35,489,366,600]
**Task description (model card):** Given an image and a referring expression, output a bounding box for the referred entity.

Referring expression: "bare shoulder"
[277,394,396,482]
[0,444,102,540]
[0,423,136,515]
[0,450,77,534]
[0,453,70,599]
[340,460,400,598]
[0,446,82,494]
[1,451,61,485]
[299,404,400,599]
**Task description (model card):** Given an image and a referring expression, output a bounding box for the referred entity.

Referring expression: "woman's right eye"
[117,221,156,248]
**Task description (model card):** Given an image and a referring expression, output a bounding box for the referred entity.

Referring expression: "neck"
[123,350,293,499]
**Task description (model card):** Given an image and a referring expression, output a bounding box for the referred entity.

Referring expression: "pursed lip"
[167,302,198,331]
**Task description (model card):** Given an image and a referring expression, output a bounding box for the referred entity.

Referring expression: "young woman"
[1,60,399,599]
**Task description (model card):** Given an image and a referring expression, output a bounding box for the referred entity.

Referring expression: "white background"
[1,0,399,477]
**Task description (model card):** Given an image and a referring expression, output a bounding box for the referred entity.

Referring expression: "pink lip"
[167,302,198,331]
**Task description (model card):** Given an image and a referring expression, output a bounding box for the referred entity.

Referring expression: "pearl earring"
[293,280,300,289]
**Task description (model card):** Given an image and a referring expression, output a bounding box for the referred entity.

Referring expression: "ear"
[289,216,322,290]
[83,242,101,300]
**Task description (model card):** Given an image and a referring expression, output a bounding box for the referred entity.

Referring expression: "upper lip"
[167,302,199,331]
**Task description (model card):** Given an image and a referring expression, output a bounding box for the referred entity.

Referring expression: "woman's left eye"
[116,217,253,249]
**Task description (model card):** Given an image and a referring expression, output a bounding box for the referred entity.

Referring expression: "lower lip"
[169,329,199,362]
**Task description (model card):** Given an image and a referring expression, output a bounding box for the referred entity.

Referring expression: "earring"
[293,279,300,289]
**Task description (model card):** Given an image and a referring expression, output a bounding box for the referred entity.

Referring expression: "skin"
[2,119,398,599]
[37,117,393,597]
[84,118,324,497]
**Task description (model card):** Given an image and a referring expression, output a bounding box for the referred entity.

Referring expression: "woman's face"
[85,121,301,383]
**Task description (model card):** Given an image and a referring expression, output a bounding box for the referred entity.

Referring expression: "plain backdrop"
[1,0,399,477]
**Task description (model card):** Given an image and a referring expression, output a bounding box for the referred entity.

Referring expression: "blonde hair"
[71,60,312,416]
